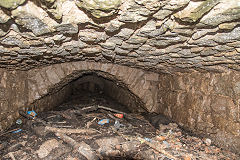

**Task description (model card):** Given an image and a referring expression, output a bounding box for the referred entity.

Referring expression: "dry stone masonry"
[0,0,240,154]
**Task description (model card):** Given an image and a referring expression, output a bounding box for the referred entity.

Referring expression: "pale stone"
[11,1,58,35]
[0,10,10,23]
[36,139,60,158]
[219,22,240,30]
[174,0,220,23]
[153,9,173,20]
[162,0,190,10]
[62,1,90,24]
[78,30,108,43]
[82,47,102,56]
[75,0,122,18]
[198,0,240,27]
[0,0,25,9]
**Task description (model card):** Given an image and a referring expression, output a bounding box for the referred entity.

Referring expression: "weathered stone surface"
[13,12,51,36]
[175,0,220,23]
[0,10,10,23]
[198,0,240,27]
[114,47,130,55]
[1,36,28,48]
[119,6,150,23]
[162,0,190,10]
[134,0,164,11]
[0,29,8,37]
[55,23,78,34]
[62,1,90,24]
[114,28,134,40]
[0,0,25,9]
[82,47,102,56]
[0,0,238,72]
[213,27,240,44]
[100,41,116,50]
[79,30,108,43]
[192,28,218,40]
[188,35,218,47]
[153,9,173,20]
[36,139,60,158]
[0,0,240,155]
[104,20,124,33]
[219,22,240,30]
[75,0,122,18]
[149,34,187,48]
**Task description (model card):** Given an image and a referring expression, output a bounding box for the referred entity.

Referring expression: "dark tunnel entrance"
[52,71,146,114]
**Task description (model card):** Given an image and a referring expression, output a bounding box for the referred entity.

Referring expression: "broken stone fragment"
[192,28,218,40]
[75,0,122,18]
[114,28,134,40]
[36,139,60,158]
[0,0,25,9]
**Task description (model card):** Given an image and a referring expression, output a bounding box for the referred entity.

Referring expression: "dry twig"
[111,127,178,160]
[45,126,98,134]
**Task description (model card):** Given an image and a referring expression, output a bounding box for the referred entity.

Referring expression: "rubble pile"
[0,94,239,160]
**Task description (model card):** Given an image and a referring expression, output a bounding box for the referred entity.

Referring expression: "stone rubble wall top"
[0,0,240,73]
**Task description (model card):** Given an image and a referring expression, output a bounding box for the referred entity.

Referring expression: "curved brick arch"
[27,61,160,112]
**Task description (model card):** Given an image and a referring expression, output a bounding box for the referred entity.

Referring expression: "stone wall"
[0,0,240,154]
[27,61,159,113]
[0,61,239,153]
[158,71,240,153]
[0,69,27,131]
[0,61,159,131]
[0,0,239,73]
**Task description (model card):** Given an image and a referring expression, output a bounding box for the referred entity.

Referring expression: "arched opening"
[31,70,146,114]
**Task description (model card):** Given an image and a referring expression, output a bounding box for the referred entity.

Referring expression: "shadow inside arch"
[32,69,147,113]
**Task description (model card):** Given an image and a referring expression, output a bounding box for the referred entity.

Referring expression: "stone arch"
[27,61,160,112]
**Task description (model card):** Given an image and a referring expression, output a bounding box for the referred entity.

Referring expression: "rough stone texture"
[0,69,28,131]
[0,0,239,154]
[158,71,240,153]
[0,61,239,154]
[27,61,159,113]
[76,0,122,18]
[0,0,238,72]
[0,0,25,9]
[36,139,60,158]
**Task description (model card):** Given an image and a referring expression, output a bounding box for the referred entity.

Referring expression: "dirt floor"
[0,92,239,160]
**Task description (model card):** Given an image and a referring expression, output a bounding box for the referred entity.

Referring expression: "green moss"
[76,0,122,18]
[186,0,220,23]
[0,0,26,9]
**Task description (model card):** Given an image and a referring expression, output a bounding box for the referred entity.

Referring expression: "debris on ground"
[0,93,239,160]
